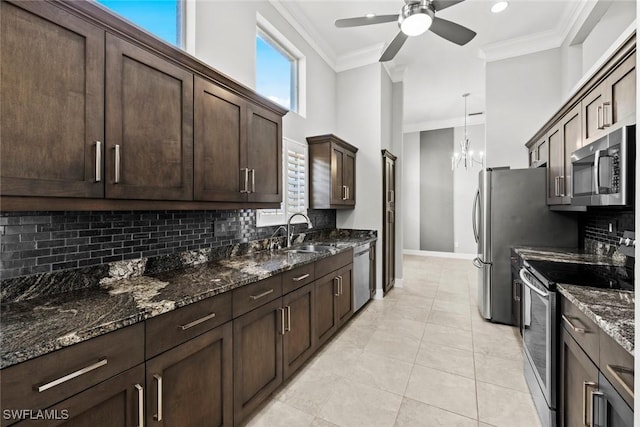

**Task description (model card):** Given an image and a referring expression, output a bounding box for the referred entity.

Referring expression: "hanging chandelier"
[452,93,484,170]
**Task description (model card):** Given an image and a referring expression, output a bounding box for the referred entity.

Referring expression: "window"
[97,0,183,47]
[257,139,308,227]
[255,15,305,115]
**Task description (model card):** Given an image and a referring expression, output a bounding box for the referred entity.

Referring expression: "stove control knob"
[624,238,632,246]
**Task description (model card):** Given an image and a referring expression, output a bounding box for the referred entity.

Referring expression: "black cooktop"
[525,259,634,291]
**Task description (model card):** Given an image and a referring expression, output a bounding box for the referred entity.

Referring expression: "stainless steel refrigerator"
[472,167,577,324]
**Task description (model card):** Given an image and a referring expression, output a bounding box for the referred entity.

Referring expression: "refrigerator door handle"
[472,189,480,243]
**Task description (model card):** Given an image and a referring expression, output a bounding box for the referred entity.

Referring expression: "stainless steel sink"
[283,244,334,254]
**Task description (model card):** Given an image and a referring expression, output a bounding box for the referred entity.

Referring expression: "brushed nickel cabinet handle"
[562,315,586,333]
[240,168,249,193]
[293,273,310,282]
[114,145,121,184]
[135,384,144,427]
[602,102,611,127]
[179,312,216,331]
[334,277,339,297]
[347,186,350,200]
[338,275,343,295]
[559,176,566,197]
[285,306,291,332]
[251,168,256,193]
[249,288,274,300]
[342,185,347,200]
[583,381,597,426]
[280,307,286,335]
[36,358,108,392]
[606,364,634,398]
[153,374,163,421]
[95,141,102,182]
[597,105,604,130]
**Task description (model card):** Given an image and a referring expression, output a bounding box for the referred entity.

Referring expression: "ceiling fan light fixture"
[399,1,434,36]
[491,1,509,13]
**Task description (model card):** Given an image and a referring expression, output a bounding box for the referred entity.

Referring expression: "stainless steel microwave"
[571,125,635,206]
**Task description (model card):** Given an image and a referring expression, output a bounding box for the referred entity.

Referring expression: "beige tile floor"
[246,255,543,427]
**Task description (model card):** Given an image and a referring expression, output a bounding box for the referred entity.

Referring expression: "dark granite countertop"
[513,246,634,356]
[557,284,634,355]
[1,232,376,369]
[513,246,626,266]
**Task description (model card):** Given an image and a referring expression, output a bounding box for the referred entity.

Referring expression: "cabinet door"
[343,151,356,206]
[146,322,233,427]
[247,104,282,203]
[282,283,315,380]
[336,266,354,327]
[561,105,582,202]
[1,1,104,198]
[582,85,607,146]
[607,52,636,129]
[547,125,563,205]
[233,298,283,424]
[314,274,339,348]
[194,77,246,202]
[13,365,145,427]
[330,146,346,205]
[105,34,193,201]
[560,328,599,427]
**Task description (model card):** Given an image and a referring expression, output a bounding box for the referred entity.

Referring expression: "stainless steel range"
[513,254,633,427]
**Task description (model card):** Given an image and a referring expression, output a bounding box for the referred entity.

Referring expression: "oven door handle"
[519,268,549,298]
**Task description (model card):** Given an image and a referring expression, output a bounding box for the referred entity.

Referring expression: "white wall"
[485,48,563,169]
[192,1,336,145]
[453,124,484,254]
[581,0,636,75]
[403,132,420,251]
[390,81,404,280]
[335,64,384,290]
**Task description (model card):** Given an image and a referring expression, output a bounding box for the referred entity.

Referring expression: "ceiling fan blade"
[379,31,408,62]
[429,17,476,46]
[335,14,399,28]
[431,0,466,12]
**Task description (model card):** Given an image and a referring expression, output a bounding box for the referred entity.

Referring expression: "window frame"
[256,138,309,227]
[255,13,306,116]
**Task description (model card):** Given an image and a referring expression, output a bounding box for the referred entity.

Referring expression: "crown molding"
[383,63,407,83]
[267,0,337,70]
[403,114,485,134]
[335,42,385,72]
[478,0,589,62]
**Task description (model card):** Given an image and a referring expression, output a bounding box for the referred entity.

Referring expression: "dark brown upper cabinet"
[582,52,636,146]
[105,34,193,201]
[194,77,282,204]
[547,105,581,206]
[1,0,105,199]
[307,134,358,209]
[0,0,285,211]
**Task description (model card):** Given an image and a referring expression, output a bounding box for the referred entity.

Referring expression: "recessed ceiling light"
[366,13,376,18]
[491,1,508,13]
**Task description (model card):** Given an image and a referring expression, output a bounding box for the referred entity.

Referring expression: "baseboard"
[403,249,475,260]
[374,289,384,300]
[394,278,404,288]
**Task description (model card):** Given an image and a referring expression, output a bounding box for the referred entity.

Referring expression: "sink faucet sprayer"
[287,213,313,247]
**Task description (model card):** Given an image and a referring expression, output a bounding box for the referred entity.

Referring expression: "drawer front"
[561,296,600,365]
[0,323,144,415]
[315,249,353,279]
[599,331,634,409]
[282,263,315,294]
[145,292,232,358]
[232,275,282,318]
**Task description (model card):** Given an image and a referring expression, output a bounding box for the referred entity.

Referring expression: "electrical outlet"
[608,221,617,235]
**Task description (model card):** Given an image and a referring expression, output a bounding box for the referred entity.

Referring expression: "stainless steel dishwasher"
[353,243,371,312]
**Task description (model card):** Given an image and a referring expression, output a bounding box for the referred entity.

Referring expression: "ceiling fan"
[335,0,477,62]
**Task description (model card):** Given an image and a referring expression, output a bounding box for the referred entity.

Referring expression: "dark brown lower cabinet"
[314,265,353,349]
[13,364,145,427]
[282,283,315,380]
[146,323,233,427]
[233,299,283,425]
[560,328,598,427]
